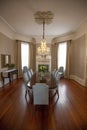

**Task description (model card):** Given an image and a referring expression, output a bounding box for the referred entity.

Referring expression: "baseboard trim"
[70,75,86,86]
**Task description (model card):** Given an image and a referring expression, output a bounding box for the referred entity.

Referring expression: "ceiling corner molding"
[13,33,33,42]
[52,32,75,43]
[0,16,16,32]
[74,17,87,39]
[0,16,15,39]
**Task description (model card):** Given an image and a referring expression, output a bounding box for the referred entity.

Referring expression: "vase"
[40,71,45,77]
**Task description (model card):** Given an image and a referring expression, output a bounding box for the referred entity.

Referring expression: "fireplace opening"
[38,64,49,72]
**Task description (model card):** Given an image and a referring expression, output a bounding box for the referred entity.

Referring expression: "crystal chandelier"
[37,19,50,56]
[34,11,54,57]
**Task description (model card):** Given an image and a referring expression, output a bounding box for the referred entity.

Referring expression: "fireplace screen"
[38,64,49,72]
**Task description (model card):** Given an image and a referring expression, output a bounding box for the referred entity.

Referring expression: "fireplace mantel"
[36,56,51,72]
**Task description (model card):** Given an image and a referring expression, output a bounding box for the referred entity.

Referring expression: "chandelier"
[34,11,54,57]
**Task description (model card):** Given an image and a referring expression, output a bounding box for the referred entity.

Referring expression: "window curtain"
[64,40,71,79]
[17,40,22,78]
[17,41,36,75]
[17,41,31,77]
[29,43,36,71]
[51,43,58,70]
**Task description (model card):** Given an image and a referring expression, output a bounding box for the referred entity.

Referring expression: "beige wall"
[70,35,86,85]
[0,32,17,74]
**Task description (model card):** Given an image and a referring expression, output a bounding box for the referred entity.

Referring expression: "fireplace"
[36,55,51,72]
[38,64,49,72]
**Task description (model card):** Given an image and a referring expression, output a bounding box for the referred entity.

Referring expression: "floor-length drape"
[51,43,58,70]
[65,40,71,79]
[17,41,36,76]
[17,40,22,77]
[29,43,36,71]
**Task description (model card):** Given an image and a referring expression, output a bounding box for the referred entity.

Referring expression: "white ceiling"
[0,0,87,42]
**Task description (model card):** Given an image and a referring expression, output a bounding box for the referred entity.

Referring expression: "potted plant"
[4,63,15,69]
[40,65,46,76]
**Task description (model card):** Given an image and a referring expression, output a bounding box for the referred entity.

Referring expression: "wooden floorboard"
[0,78,87,130]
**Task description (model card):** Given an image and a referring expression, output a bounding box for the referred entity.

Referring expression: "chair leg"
[56,88,59,99]
[28,89,33,103]
[25,90,27,97]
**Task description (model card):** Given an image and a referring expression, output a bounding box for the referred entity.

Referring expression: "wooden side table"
[1,68,18,85]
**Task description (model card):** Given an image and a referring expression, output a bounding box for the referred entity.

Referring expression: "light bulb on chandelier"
[37,39,50,56]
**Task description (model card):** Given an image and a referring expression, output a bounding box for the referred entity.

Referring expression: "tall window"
[58,42,67,70]
[21,42,29,69]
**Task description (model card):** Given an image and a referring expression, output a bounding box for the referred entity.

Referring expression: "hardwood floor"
[0,78,87,130]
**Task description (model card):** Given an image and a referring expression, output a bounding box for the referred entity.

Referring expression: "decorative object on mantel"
[34,11,54,57]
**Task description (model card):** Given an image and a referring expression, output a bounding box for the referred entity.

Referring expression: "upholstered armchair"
[58,66,64,78]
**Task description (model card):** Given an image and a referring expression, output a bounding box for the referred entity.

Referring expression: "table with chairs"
[22,66,60,105]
